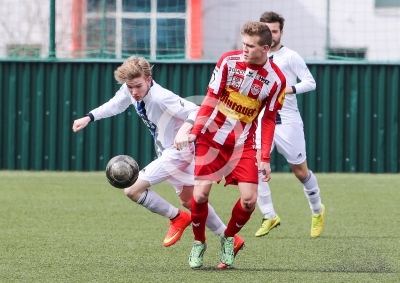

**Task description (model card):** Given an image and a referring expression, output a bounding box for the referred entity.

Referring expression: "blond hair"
[114,56,153,84]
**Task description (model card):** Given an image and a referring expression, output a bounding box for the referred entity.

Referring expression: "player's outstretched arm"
[72,116,91,132]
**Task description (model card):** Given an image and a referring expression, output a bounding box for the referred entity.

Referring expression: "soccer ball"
[105,155,139,189]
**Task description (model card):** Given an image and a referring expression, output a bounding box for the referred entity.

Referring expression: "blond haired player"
[72,56,244,250]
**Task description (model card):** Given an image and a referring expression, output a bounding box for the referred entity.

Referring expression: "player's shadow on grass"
[271,235,400,239]
[199,260,397,274]
[198,266,397,274]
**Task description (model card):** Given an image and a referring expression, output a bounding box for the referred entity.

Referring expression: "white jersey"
[89,80,199,153]
[268,46,316,124]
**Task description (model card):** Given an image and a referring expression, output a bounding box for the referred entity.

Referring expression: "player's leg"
[254,123,281,237]
[289,161,322,214]
[188,136,225,268]
[156,183,192,247]
[289,162,325,237]
[276,122,325,237]
[179,187,226,234]
[167,179,226,249]
[189,180,213,268]
[255,148,281,237]
[124,178,189,246]
[190,180,213,238]
[188,185,247,269]
[124,149,191,246]
[257,170,276,219]
[220,182,257,266]
[124,178,180,220]
[171,161,227,237]
[168,145,230,243]
[221,148,257,266]
[187,173,245,269]
[177,180,244,269]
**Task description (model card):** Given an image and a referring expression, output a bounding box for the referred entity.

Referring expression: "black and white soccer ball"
[105,155,139,189]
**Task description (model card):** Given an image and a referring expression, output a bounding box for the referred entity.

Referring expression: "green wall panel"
[0,60,399,173]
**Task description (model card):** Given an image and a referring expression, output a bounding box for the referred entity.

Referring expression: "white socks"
[257,170,277,219]
[206,203,226,236]
[302,171,322,214]
[257,170,323,216]
[137,189,179,219]
[138,189,226,235]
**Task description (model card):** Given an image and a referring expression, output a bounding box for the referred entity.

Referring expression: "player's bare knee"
[193,191,209,203]
[124,186,143,202]
[295,170,309,181]
[242,201,256,211]
[124,186,136,201]
[290,162,309,181]
[241,197,257,211]
[179,186,193,209]
[180,199,191,209]
[124,179,150,202]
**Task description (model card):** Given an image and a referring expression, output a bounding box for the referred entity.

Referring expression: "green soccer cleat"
[219,235,234,266]
[311,204,325,238]
[189,241,206,269]
[254,214,281,237]
[217,234,245,269]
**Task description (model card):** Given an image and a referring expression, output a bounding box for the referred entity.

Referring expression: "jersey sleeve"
[290,52,316,94]
[264,65,286,113]
[191,91,219,137]
[208,50,238,95]
[157,90,199,123]
[259,105,278,162]
[255,107,264,149]
[191,52,232,137]
[260,72,286,162]
[90,84,132,120]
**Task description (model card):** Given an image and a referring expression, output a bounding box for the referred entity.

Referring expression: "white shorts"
[256,122,307,165]
[138,144,195,195]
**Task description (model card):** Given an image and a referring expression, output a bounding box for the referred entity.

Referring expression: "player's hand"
[259,161,272,182]
[174,122,193,150]
[188,134,197,143]
[174,133,189,150]
[72,116,91,132]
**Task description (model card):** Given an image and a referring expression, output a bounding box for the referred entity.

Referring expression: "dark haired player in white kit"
[254,11,325,238]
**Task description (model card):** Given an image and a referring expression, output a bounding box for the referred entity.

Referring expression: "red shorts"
[194,135,258,186]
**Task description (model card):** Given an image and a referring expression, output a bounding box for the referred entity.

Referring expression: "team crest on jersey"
[231,75,243,90]
[250,84,261,96]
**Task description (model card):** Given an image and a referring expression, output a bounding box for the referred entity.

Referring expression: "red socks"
[190,197,208,242]
[225,199,255,237]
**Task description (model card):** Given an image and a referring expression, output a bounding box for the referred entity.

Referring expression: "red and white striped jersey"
[191,50,286,162]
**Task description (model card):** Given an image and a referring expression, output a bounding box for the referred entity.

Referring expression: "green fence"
[0,60,399,173]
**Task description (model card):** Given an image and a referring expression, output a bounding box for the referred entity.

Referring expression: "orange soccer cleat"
[163,210,192,247]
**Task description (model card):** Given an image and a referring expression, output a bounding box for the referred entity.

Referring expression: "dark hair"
[241,21,272,46]
[260,11,285,31]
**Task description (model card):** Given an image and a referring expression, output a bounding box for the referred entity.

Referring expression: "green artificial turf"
[0,171,399,283]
